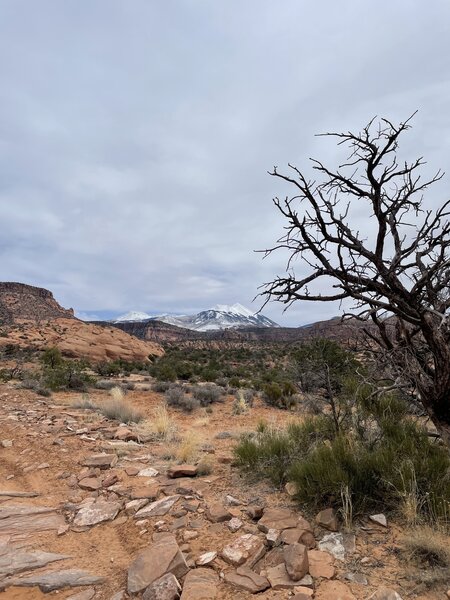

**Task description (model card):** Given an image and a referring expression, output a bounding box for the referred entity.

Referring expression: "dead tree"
[262,115,450,446]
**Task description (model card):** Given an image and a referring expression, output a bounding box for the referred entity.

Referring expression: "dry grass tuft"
[196,456,214,476]
[175,431,201,464]
[152,403,176,440]
[401,526,450,587]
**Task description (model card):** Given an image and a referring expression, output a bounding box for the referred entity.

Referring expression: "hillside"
[0,283,163,363]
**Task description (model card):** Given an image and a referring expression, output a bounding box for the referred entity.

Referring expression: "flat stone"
[125,466,140,476]
[307,550,335,579]
[221,533,266,567]
[127,535,188,594]
[135,495,180,518]
[0,504,65,538]
[367,588,403,600]
[73,498,120,527]
[0,490,39,498]
[126,499,149,514]
[180,567,219,599]
[293,586,314,597]
[206,502,231,523]
[168,465,197,478]
[82,453,118,469]
[78,477,101,491]
[345,572,368,585]
[225,494,242,506]
[369,513,388,527]
[130,485,159,500]
[0,549,69,577]
[266,563,307,590]
[142,572,181,600]
[1,569,104,592]
[315,580,356,600]
[315,508,338,531]
[66,589,96,600]
[258,507,297,533]
[138,468,159,477]
[284,543,309,581]
[225,566,270,593]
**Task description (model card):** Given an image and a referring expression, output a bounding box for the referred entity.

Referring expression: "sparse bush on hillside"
[191,383,225,406]
[97,388,143,423]
[95,379,117,391]
[41,353,94,392]
[262,381,298,409]
[165,385,199,413]
[152,380,172,393]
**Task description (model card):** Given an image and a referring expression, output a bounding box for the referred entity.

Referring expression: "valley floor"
[0,380,445,599]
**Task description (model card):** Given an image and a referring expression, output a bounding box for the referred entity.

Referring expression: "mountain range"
[112,303,280,332]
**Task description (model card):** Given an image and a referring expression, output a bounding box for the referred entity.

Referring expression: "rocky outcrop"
[0,282,75,324]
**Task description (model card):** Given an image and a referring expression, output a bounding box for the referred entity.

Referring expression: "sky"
[1,1,450,326]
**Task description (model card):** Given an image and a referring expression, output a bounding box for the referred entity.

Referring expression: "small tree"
[262,115,450,445]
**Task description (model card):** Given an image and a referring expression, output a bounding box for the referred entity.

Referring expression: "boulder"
[127,535,188,594]
[315,508,338,531]
[167,465,197,479]
[224,566,270,593]
[205,502,231,523]
[180,568,219,599]
[221,533,266,567]
[257,507,297,533]
[283,543,309,581]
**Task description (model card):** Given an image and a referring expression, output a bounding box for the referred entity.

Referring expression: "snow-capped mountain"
[112,303,279,331]
[114,310,154,322]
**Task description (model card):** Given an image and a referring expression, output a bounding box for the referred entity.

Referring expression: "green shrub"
[235,397,450,524]
[262,381,297,409]
[191,384,225,406]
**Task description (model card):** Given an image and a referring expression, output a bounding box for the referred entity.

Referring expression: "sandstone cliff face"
[0,282,75,324]
[0,282,163,362]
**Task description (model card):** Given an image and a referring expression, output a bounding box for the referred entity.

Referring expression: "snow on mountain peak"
[212,303,255,317]
[115,310,153,322]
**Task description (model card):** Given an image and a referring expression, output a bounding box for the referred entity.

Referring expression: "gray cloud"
[1,0,450,325]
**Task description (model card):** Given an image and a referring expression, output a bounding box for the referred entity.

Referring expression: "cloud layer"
[1,1,450,325]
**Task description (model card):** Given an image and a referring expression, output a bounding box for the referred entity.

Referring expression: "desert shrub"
[97,389,143,423]
[152,362,177,382]
[151,403,175,440]
[95,379,117,390]
[400,527,450,587]
[42,359,94,391]
[196,456,214,475]
[235,395,450,523]
[165,385,199,413]
[96,361,121,376]
[152,381,172,393]
[191,384,225,406]
[262,381,297,409]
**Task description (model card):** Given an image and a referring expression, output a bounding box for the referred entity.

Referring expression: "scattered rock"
[318,532,346,561]
[138,467,159,477]
[284,481,297,496]
[284,543,309,581]
[1,440,12,448]
[266,563,312,590]
[224,566,270,593]
[221,533,266,567]
[307,550,335,579]
[228,517,243,532]
[82,454,118,469]
[281,527,315,548]
[206,502,231,523]
[168,465,197,478]
[195,551,217,566]
[258,507,297,533]
[73,498,120,527]
[78,477,101,491]
[127,535,188,594]
[315,508,339,531]
[345,571,368,585]
[66,589,96,600]
[246,505,264,520]
[315,580,356,600]
[225,494,242,506]
[142,573,181,600]
[180,567,219,599]
[0,549,69,577]
[135,495,180,518]
[1,569,104,592]
[367,588,403,600]
[369,513,388,528]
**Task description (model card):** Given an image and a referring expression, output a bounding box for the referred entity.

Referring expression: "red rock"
[284,543,309,581]
[180,568,219,599]
[167,465,198,478]
[206,502,231,523]
[307,550,335,579]
[315,508,338,531]
[78,478,101,491]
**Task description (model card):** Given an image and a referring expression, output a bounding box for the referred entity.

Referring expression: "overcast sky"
[1,1,450,325]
